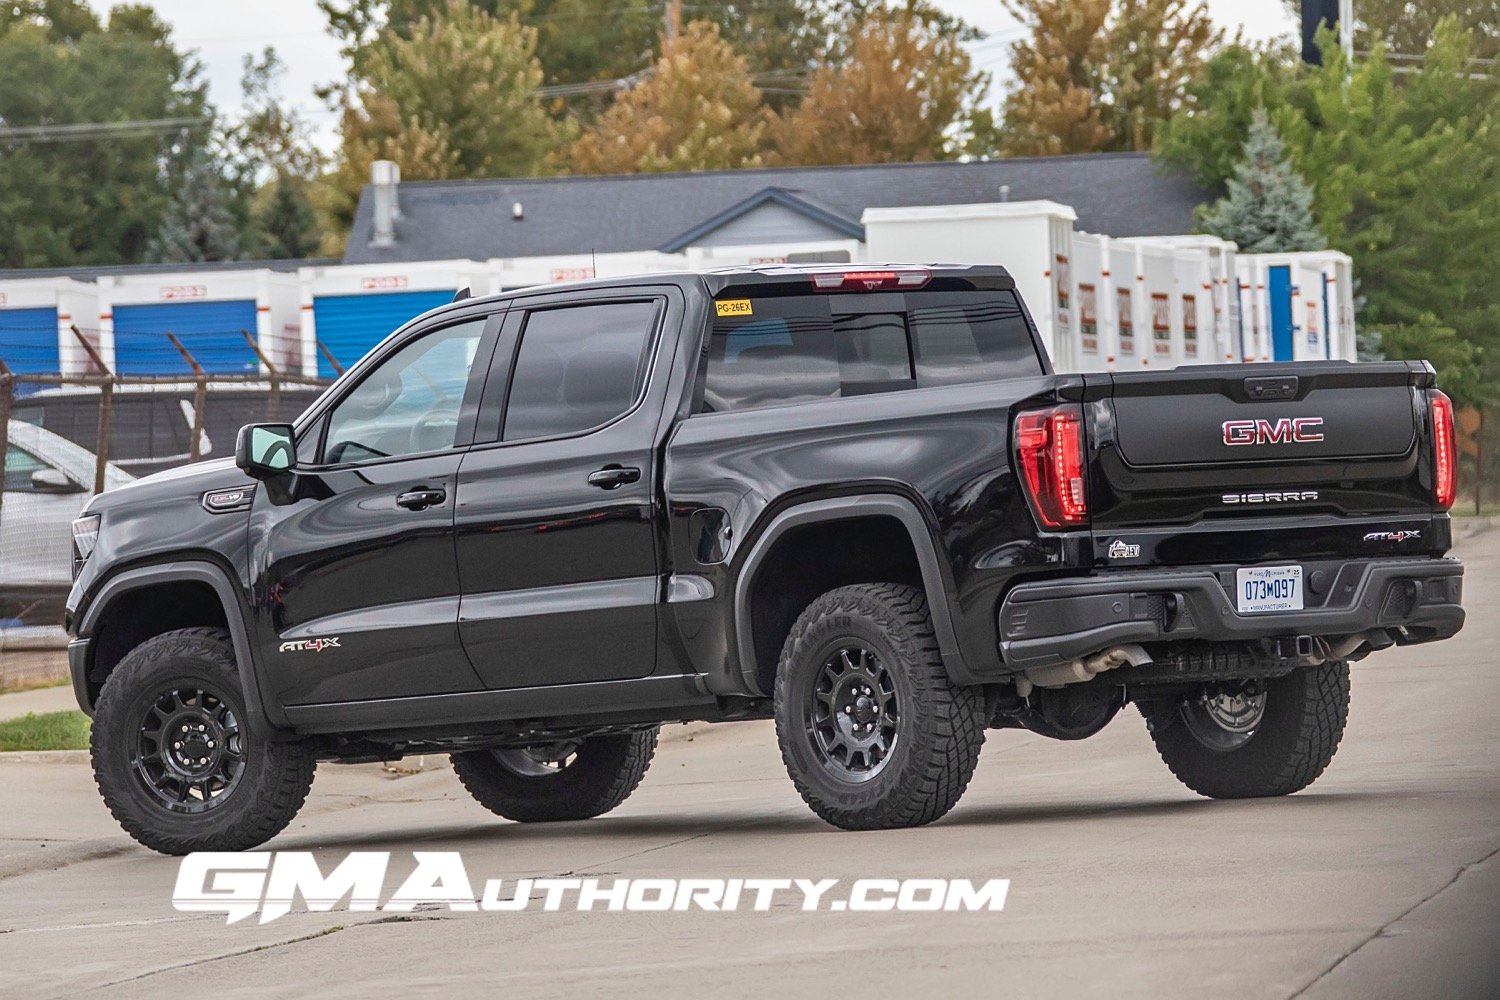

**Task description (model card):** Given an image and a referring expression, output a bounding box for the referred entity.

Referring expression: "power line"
[0,117,209,144]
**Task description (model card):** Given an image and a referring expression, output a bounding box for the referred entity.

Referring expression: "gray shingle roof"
[343,153,1210,265]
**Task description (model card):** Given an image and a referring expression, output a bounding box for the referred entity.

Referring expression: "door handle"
[587,465,641,490]
[396,487,446,511]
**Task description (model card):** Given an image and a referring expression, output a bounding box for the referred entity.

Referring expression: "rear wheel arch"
[77,562,279,736]
[731,495,967,696]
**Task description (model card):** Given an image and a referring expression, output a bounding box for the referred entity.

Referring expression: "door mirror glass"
[30,468,82,494]
[236,423,297,478]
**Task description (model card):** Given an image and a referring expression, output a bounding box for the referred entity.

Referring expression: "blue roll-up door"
[313,290,455,378]
[1267,266,1294,362]
[0,307,60,375]
[113,300,260,375]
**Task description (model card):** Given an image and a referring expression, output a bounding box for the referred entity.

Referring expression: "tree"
[997,0,1113,156]
[329,0,562,231]
[561,20,768,175]
[1201,110,1325,252]
[249,178,322,260]
[770,7,986,165]
[0,2,211,267]
[1157,42,1300,189]
[1164,20,1499,405]
[317,2,938,110]
[1104,0,1221,150]
[998,0,1220,155]
[149,148,242,263]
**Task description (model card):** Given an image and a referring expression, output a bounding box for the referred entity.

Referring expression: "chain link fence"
[1,324,332,643]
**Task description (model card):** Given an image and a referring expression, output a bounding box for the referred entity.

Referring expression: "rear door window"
[502,301,660,441]
[700,290,1041,414]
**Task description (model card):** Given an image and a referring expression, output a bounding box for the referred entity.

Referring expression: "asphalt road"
[2,527,1498,999]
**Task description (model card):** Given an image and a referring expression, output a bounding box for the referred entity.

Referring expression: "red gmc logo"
[1222,417,1325,446]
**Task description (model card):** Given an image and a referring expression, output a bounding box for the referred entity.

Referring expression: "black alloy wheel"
[134,685,245,814]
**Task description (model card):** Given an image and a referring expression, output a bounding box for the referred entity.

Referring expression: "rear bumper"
[998,557,1464,672]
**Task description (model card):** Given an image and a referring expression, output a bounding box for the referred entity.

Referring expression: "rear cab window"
[698,280,1044,414]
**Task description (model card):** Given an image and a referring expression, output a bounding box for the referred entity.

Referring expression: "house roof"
[343,153,1210,265]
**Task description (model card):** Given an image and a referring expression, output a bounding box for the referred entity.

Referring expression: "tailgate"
[1085,361,1442,563]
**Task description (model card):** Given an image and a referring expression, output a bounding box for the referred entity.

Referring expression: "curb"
[0,749,89,764]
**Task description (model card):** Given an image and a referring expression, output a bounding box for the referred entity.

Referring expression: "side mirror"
[31,468,83,494]
[235,423,298,479]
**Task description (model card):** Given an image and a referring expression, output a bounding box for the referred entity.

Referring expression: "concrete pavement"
[1,528,1496,999]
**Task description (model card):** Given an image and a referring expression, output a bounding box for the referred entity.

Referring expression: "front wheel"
[90,627,316,855]
[774,583,985,830]
[451,729,658,823]
[1140,661,1351,799]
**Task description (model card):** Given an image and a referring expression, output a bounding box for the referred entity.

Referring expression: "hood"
[86,457,251,513]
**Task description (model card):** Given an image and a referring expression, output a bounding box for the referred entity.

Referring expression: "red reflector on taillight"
[809,268,932,292]
[1430,390,1457,509]
[1015,404,1088,529]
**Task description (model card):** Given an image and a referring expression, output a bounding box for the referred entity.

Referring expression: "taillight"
[809,268,931,291]
[1429,390,1457,509]
[1015,404,1088,528]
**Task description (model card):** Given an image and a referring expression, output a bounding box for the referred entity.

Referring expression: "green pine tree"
[251,176,321,260]
[1201,109,1326,252]
[149,149,242,263]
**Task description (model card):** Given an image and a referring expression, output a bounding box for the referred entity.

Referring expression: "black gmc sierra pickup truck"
[64,265,1465,854]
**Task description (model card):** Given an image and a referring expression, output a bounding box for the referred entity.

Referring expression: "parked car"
[11,382,327,478]
[64,265,1464,854]
[2,420,132,626]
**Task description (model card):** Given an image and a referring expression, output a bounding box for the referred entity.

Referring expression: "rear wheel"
[774,583,985,830]
[1141,662,1350,799]
[90,627,316,855]
[451,729,657,823]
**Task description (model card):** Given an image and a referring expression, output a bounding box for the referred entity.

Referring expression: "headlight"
[71,514,101,574]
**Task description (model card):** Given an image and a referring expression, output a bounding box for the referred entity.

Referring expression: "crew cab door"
[247,312,500,706]
[454,289,677,689]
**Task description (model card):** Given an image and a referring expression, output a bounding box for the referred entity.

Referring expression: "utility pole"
[664,0,681,43]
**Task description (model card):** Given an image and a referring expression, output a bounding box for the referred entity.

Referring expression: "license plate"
[1236,565,1304,613]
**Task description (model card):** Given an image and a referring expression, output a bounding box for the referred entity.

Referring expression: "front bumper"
[998,557,1464,672]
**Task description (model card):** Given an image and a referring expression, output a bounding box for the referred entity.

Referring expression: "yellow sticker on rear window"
[715,299,753,317]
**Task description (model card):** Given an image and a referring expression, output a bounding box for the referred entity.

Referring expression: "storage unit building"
[0,277,98,377]
[97,270,300,376]
[300,261,487,378]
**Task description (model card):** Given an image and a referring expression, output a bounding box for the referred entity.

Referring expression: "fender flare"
[731,494,970,693]
[76,561,282,738]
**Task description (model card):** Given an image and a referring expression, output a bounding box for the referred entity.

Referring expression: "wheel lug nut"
[173,742,182,749]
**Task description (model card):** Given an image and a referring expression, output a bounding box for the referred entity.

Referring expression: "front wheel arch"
[76,561,280,737]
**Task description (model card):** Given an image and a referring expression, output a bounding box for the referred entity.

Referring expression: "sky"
[82,0,1301,149]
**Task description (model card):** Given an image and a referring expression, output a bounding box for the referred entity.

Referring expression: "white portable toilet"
[0,277,98,376]
[96,269,300,376]
[1235,251,1357,363]
[299,260,487,378]
[1068,232,1107,372]
[488,251,688,294]
[861,201,1078,364]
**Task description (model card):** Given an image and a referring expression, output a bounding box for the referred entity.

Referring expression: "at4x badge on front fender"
[280,637,342,653]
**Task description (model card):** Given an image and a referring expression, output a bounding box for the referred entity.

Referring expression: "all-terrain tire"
[774,583,985,830]
[451,729,658,823]
[90,627,316,855]
[1142,661,1351,799]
